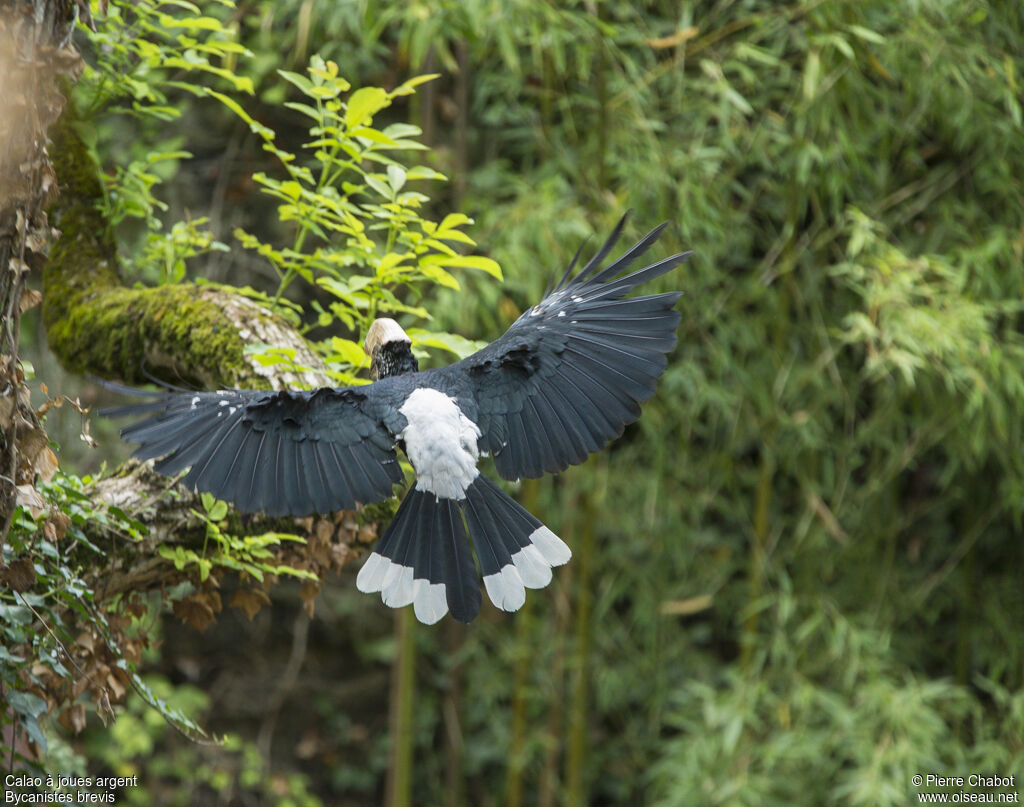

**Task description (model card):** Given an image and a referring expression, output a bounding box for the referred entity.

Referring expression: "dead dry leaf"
[2,556,37,592]
[299,580,321,619]
[15,484,45,516]
[646,26,699,49]
[18,288,42,314]
[172,590,223,633]
[230,587,271,620]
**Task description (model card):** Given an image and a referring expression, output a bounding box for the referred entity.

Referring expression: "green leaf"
[382,122,422,139]
[387,164,407,193]
[346,86,389,129]
[365,174,393,199]
[420,264,461,290]
[407,329,487,359]
[278,69,314,95]
[377,252,409,276]
[406,165,447,181]
[847,24,886,44]
[391,73,441,96]
[435,254,503,280]
[350,126,398,146]
[437,212,472,232]
[327,337,369,366]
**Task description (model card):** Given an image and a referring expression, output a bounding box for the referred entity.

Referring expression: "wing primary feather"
[309,441,347,511]
[521,390,571,474]
[562,344,656,397]
[537,383,595,463]
[341,442,377,505]
[553,238,589,293]
[204,421,252,505]
[243,432,268,510]
[301,440,331,514]
[556,365,635,432]
[187,416,246,492]
[323,442,360,509]
[579,223,673,287]
[178,419,234,489]
[222,428,264,510]
[574,213,629,284]
[584,253,691,297]
[569,332,669,376]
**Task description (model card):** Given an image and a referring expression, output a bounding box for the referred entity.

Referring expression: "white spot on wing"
[190,396,200,408]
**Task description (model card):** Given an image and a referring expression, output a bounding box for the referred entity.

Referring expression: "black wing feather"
[423,216,689,481]
[106,386,404,516]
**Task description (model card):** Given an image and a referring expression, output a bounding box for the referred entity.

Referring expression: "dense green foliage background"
[17,0,1024,805]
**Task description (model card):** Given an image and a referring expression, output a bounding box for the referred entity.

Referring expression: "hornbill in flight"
[106,217,691,624]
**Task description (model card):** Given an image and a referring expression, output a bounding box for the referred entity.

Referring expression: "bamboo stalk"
[506,578,532,807]
[565,467,601,807]
[539,481,574,807]
[386,607,416,807]
[443,620,465,807]
[506,477,540,807]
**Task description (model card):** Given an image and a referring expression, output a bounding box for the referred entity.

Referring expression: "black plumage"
[106,217,691,623]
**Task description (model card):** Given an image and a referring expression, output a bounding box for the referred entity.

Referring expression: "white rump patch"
[399,388,481,499]
[190,396,200,408]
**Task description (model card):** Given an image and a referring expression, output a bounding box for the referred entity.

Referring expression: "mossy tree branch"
[43,112,331,391]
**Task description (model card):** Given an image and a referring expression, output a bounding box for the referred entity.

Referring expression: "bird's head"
[364,318,419,381]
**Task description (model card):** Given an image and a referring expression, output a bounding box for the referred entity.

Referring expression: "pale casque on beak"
[364,318,414,381]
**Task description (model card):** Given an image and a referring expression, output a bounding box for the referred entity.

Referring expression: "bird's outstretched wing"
[104,386,404,516]
[429,217,690,480]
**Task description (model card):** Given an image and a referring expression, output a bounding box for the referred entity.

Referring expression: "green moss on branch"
[42,113,325,390]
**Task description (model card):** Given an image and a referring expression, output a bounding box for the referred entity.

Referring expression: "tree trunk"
[0,0,379,734]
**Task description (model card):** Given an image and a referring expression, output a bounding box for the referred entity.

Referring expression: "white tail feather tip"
[529,526,572,566]
[512,544,553,589]
[356,552,388,593]
[484,565,527,612]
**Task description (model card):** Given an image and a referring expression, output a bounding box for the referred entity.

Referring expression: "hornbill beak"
[364,318,412,381]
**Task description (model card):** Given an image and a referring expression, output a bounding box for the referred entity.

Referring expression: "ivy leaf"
[7,691,48,751]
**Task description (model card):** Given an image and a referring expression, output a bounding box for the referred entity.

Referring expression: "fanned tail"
[356,488,481,624]
[461,475,571,613]
[355,476,571,624]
